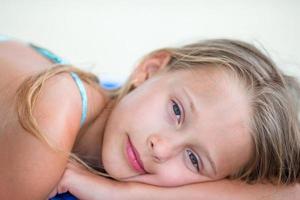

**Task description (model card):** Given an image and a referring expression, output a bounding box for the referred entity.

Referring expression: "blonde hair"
[17,39,300,184]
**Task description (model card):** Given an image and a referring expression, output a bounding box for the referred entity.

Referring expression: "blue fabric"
[70,72,88,126]
[49,192,77,200]
[30,44,69,64]
[0,34,10,42]
[101,80,122,90]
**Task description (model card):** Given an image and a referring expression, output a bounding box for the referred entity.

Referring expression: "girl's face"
[102,68,253,186]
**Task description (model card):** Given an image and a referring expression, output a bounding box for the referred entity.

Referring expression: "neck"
[72,99,116,169]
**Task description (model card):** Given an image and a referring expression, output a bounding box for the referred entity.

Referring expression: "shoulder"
[0,72,91,199]
[35,72,83,142]
[36,71,108,139]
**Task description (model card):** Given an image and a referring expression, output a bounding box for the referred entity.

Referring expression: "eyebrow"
[181,87,217,176]
[202,148,217,176]
[181,87,198,116]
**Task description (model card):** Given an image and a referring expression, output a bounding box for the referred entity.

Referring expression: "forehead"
[166,67,246,101]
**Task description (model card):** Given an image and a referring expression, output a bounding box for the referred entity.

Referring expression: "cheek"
[124,98,168,132]
[210,134,253,178]
[141,167,208,186]
[101,109,129,175]
[158,170,195,186]
[144,158,210,186]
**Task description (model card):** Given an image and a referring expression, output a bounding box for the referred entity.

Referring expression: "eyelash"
[186,149,200,172]
[171,100,184,125]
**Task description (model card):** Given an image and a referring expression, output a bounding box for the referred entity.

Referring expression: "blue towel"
[49,192,77,200]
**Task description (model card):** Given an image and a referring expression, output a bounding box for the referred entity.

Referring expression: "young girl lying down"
[0,37,299,200]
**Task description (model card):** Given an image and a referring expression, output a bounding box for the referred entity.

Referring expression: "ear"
[131,51,171,87]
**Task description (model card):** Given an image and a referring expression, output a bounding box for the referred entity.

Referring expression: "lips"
[126,136,147,174]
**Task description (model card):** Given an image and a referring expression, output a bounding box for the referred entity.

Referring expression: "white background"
[1,0,299,81]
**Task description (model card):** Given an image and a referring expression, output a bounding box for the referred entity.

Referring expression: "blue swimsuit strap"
[30,44,69,64]
[70,72,88,126]
[30,44,88,127]
[0,35,10,42]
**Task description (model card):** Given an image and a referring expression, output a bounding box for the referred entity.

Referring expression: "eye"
[171,100,184,125]
[186,149,200,172]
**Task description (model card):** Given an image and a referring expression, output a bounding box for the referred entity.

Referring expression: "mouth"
[126,135,147,174]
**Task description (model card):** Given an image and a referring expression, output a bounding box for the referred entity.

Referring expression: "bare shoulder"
[0,40,53,72]
[0,72,90,199]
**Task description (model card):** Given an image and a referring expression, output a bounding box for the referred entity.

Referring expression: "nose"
[147,134,180,163]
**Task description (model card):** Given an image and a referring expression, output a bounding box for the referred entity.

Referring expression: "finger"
[57,183,68,194]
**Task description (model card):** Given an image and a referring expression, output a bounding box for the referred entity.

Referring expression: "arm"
[0,74,82,199]
[53,162,300,200]
[126,180,300,200]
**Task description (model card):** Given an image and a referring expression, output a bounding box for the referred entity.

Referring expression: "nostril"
[150,141,154,148]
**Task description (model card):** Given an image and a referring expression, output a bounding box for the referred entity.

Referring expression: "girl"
[0,37,299,200]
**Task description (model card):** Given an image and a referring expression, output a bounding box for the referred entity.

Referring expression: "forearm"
[55,163,300,200]
[124,180,300,200]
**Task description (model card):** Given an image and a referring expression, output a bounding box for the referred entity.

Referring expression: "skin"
[51,54,300,199]
[0,41,299,199]
[102,66,253,186]
[51,162,300,200]
[0,41,107,199]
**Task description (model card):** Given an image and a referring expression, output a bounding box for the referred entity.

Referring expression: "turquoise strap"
[0,35,10,42]
[29,44,69,64]
[70,72,88,126]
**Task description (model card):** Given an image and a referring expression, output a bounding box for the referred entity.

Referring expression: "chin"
[103,159,139,180]
[101,151,130,180]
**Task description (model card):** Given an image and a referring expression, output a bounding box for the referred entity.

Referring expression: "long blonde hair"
[17,39,300,184]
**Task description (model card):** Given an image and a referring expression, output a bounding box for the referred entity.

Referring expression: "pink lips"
[126,136,146,174]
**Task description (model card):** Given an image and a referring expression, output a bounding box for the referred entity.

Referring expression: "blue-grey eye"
[186,149,200,172]
[172,100,181,123]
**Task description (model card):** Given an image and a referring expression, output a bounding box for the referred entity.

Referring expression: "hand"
[48,160,126,200]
